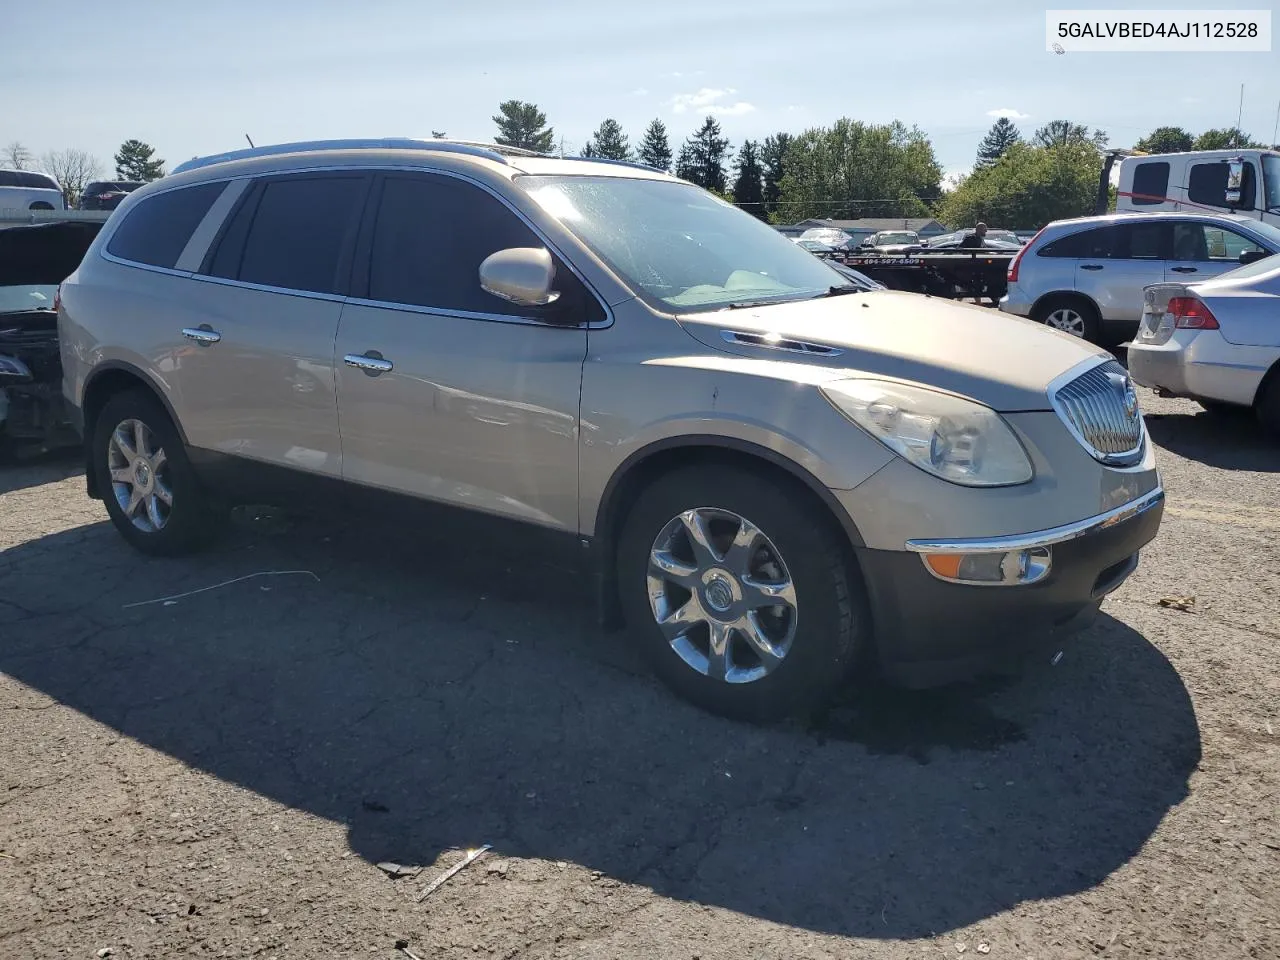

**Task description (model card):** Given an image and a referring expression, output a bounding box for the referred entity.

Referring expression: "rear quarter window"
[1038,227,1114,258]
[106,182,227,269]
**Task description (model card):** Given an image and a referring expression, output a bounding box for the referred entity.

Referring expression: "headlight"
[821,379,1033,487]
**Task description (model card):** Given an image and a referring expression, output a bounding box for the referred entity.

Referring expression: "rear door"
[178,172,371,478]
[1076,221,1170,323]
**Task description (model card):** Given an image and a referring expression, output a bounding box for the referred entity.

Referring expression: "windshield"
[0,284,57,314]
[521,176,849,311]
[1239,217,1280,249]
[875,232,917,245]
[1264,153,1280,212]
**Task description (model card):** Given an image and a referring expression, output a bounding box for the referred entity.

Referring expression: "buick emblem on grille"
[1107,370,1139,422]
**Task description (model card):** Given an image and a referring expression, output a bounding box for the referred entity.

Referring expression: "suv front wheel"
[617,464,866,722]
[92,390,219,556]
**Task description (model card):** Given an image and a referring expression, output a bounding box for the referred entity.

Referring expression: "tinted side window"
[1039,227,1114,258]
[1129,162,1169,205]
[106,182,227,269]
[235,176,367,294]
[366,174,603,321]
[0,170,60,189]
[1172,223,1265,262]
[1188,161,1257,211]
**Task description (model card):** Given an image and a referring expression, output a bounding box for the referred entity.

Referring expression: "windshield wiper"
[816,284,864,298]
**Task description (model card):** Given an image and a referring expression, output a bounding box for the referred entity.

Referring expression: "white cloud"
[670,87,756,117]
[986,108,1030,120]
[630,87,649,96]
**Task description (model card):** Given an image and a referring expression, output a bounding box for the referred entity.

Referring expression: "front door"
[334,172,596,533]
[1168,221,1270,286]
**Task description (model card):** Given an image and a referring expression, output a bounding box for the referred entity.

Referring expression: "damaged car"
[0,220,102,458]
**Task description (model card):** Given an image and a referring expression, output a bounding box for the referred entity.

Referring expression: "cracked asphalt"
[1,388,1278,959]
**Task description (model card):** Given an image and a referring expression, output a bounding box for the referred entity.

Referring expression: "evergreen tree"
[732,139,765,219]
[492,100,555,153]
[581,118,631,161]
[674,142,696,182]
[679,116,731,192]
[975,118,1022,168]
[114,139,165,181]
[637,119,673,171]
[760,132,792,218]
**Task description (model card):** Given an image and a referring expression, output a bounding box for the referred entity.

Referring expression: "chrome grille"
[1050,360,1145,466]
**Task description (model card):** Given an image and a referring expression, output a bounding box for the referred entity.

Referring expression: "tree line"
[3,139,165,206]
[10,107,1274,225]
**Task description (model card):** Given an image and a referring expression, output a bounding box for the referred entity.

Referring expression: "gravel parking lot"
[2,388,1278,959]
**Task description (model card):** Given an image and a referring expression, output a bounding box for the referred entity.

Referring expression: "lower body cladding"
[853,487,1165,687]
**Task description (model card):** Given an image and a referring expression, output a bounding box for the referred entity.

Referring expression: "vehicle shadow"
[0,514,1200,940]
[0,447,82,495]
[1143,409,1280,473]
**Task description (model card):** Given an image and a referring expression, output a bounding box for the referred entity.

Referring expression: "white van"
[1115,149,1280,228]
[0,169,66,212]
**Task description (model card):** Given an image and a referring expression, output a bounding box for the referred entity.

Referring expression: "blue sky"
[3,0,1276,183]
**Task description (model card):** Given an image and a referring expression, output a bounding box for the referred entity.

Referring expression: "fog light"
[921,547,1051,586]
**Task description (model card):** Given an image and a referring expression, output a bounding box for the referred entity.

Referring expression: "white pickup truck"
[0,169,66,213]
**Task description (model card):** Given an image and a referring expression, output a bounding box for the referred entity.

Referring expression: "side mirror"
[1240,249,1270,265]
[1225,157,1244,206]
[479,247,561,307]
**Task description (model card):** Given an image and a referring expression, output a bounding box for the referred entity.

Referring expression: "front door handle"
[1080,264,1104,271]
[181,326,221,345]
[343,352,394,375]
[1169,266,1199,273]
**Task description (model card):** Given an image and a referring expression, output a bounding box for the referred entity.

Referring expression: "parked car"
[0,169,66,211]
[859,230,920,253]
[59,138,1164,720]
[1000,212,1280,345]
[1129,255,1280,434]
[0,221,102,457]
[793,237,836,253]
[78,180,144,211]
[1113,148,1280,228]
[797,227,858,251]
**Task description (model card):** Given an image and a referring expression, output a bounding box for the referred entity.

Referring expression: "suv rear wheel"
[616,464,866,722]
[92,390,219,555]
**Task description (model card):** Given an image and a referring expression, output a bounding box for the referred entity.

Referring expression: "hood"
[0,221,103,286]
[678,290,1108,412]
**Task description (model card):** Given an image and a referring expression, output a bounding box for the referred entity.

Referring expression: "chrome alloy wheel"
[107,418,173,533]
[1045,307,1086,337]
[646,507,799,684]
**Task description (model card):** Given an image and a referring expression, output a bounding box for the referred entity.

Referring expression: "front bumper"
[857,487,1164,687]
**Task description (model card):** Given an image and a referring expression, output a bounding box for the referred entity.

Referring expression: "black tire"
[92,389,219,556]
[1256,370,1280,438]
[1032,295,1101,344]
[616,464,867,723]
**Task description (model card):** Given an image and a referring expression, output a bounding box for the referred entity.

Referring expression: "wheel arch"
[589,435,869,630]
[1030,289,1102,322]
[81,362,186,500]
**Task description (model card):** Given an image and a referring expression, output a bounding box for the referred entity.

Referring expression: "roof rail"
[170,138,547,175]
[552,155,666,174]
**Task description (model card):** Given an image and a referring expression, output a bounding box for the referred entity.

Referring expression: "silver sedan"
[1128,255,1280,435]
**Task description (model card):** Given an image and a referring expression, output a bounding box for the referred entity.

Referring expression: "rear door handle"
[181,326,221,345]
[1080,264,1104,271]
[343,352,394,374]
[1169,266,1198,273]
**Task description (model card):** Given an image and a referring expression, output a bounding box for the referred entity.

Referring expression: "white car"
[0,169,66,211]
[1128,255,1280,434]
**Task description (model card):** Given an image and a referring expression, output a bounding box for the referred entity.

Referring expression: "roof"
[169,138,672,180]
[1050,210,1258,228]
